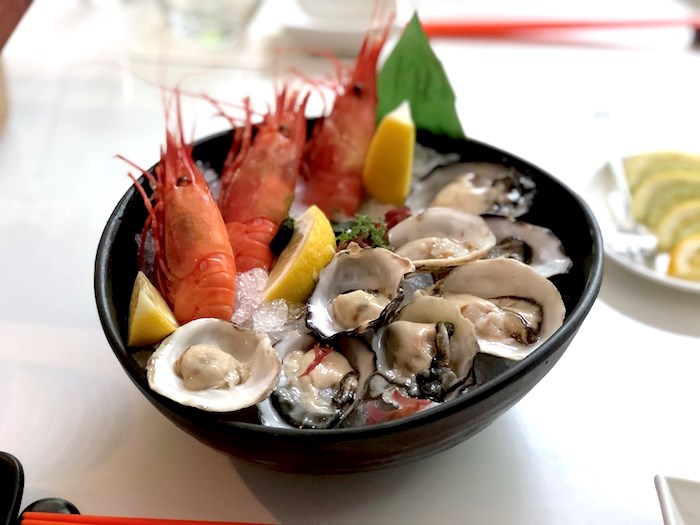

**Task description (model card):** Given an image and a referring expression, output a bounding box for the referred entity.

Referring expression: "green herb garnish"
[377,13,465,139]
[335,214,390,250]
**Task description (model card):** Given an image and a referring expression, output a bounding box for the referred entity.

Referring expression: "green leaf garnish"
[335,214,390,250]
[377,13,465,139]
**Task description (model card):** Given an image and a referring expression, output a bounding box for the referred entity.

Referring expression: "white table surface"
[2,1,700,524]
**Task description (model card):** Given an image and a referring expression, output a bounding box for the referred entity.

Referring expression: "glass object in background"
[158,0,261,43]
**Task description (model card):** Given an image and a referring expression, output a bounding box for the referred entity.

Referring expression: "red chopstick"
[21,513,271,525]
[421,17,700,38]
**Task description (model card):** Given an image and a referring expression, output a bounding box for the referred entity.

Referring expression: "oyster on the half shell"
[435,258,565,360]
[306,243,415,339]
[388,207,496,270]
[406,162,536,218]
[146,318,281,412]
[259,331,375,429]
[484,216,572,278]
[373,295,480,402]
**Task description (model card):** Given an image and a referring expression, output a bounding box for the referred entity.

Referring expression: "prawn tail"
[226,219,277,273]
[172,252,237,324]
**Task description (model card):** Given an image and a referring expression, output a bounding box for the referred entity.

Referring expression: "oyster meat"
[485,216,572,277]
[373,295,480,401]
[436,258,566,360]
[388,207,496,269]
[146,318,281,412]
[406,162,536,218]
[260,331,375,429]
[306,243,415,339]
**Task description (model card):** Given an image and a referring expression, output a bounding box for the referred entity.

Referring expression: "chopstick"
[421,17,700,38]
[21,513,269,525]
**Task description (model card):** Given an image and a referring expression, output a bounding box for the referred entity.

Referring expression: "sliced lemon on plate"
[263,205,337,304]
[624,151,700,192]
[630,171,700,227]
[127,271,179,347]
[668,232,700,281]
[362,100,416,206]
[656,198,700,252]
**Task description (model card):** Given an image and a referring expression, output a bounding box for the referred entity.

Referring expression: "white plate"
[281,3,401,57]
[585,161,700,294]
[655,475,700,525]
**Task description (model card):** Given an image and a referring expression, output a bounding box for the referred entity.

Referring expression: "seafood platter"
[94,18,603,473]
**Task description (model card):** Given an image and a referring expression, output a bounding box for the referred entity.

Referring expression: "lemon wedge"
[656,198,700,252]
[630,171,700,227]
[624,151,700,192]
[263,205,337,304]
[362,100,416,206]
[668,232,700,281]
[127,271,179,347]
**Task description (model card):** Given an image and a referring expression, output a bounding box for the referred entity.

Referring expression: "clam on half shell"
[147,318,281,412]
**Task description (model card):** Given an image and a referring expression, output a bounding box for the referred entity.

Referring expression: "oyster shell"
[259,331,375,429]
[435,258,565,360]
[306,243,415,339]
[406,162,536,218]
[388,207,496,269]
[484,216,572,277]
[146,318,281,412]
[373,295,480,401]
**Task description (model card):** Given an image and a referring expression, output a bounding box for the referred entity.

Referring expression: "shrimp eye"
[351,83,364,98]
[176,176,192,186]
[278,124,291,138]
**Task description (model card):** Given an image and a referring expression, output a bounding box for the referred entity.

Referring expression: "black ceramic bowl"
[94,129,603,474]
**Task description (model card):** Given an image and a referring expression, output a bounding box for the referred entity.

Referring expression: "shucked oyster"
[373,295,480,402]
[306,243,415,339]
[485,216,572,278]
[259,331,375,429]
[146,318,281,412]
[388,207,496,270]
[435,258,565,360]
[406,162,536,218]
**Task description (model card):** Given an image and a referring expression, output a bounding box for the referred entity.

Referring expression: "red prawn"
[217,86,309,273]
[301,19,393,221]
[123,92,237,324]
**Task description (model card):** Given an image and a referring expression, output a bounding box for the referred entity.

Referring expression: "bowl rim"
[94,129,604,438]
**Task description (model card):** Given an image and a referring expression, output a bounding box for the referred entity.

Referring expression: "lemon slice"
[127,271,179,347]
[656,198,700,251]
[624,151,700,192]
[630,171,700,227]
[668,232,700,281]
[362,100,416,206]
[263,205,337,304]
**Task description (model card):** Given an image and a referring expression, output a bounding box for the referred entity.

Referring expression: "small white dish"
[585,161,700,294]
[281,2,400,57]
[655,475,700,525]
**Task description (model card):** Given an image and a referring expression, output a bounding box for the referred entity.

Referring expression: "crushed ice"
[232,268,308,342]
